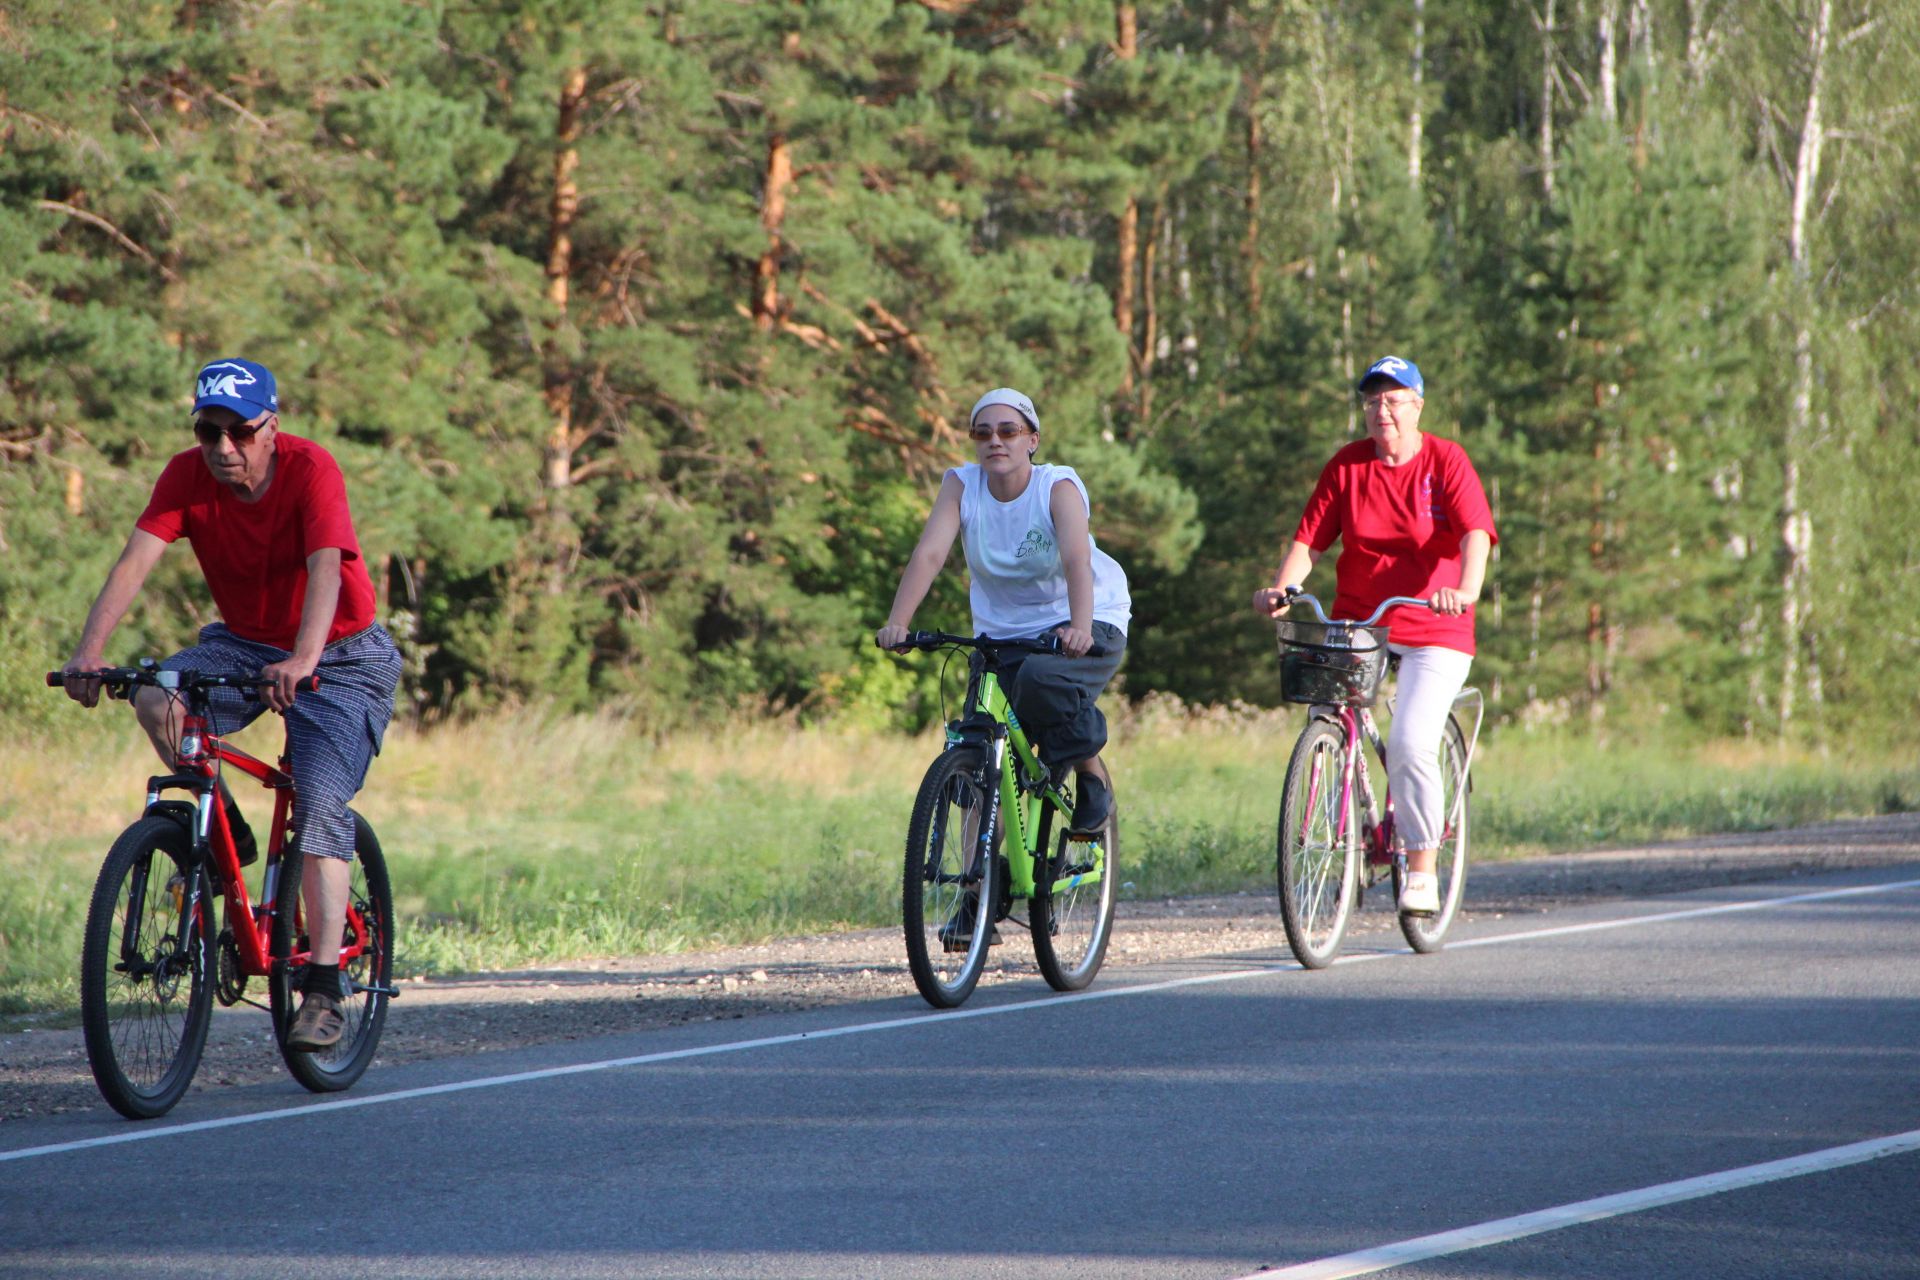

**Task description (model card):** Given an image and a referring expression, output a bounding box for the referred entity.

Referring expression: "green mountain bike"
[886,632,1118,1008]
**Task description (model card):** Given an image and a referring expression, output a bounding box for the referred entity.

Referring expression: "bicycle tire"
[79,815,214,1119]
[1396,714,1470,953]
[1031,797,1118,992]
[270,811,393,1092]
[902,749,999,1008]
[1276,717,1360,969]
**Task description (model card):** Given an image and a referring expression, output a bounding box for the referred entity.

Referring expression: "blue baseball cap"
[1358,355,1423,397]
[192,357,279,420]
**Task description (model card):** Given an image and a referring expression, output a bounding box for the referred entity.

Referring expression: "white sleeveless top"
[952,462,1131,640]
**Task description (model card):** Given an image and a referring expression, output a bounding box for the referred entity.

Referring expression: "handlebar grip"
[296,675,321,693]
[47,669,115,687]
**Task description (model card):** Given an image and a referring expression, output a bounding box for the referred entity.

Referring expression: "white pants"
[1386,644,1473,852]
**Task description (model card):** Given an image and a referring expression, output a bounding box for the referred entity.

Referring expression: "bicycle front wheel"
[270,811,394,1092]
[1031,797,1118,992]
[80,814,214,1119]
[1396,713,1470,953]
[1276,718,1359,969]
[902,749,999,1008]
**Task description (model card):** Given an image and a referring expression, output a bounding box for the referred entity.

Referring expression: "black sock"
[303,962,341,998]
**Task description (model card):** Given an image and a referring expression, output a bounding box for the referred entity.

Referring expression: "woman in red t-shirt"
[1252,356,1497,916]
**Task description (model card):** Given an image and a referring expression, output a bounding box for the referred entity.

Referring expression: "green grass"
[3,698,1914,1018]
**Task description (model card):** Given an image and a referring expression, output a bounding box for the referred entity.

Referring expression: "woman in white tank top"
[875,387,1131,833]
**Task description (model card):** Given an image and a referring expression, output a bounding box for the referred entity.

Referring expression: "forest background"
[4,0,1918,743]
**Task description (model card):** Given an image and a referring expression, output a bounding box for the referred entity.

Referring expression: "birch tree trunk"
[1113,2,1140,397]
[1408,0,1425,183]
[1684,0,1719,88]
[1241,64,1265,328]
[1539,0,1557,198]
[1779,0,1832,732]
[1596,0,1620,123]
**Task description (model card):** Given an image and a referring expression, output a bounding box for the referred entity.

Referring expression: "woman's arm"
[1432,529,1490,616]
[876,474,964,649]
[1050,479,1095,657]
[1253,540,1319,615]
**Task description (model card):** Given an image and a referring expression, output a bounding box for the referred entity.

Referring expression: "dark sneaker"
[225,798,258,867]
[1068,774,1112,836]
[937,893,1002,952]
[286,990,345,1052]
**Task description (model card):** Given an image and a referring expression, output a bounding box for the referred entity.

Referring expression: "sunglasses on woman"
[193,417,267,446]
[969,423,1033,442]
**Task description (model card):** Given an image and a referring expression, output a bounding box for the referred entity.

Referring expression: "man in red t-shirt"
[1253,355,1497,916]
[61,357,402,1053]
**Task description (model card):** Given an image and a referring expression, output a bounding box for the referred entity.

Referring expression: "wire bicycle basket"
[1275,616,1390,708]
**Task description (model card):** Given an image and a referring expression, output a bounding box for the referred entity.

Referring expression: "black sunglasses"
[193,417,267,446]
[969,423,1033,442]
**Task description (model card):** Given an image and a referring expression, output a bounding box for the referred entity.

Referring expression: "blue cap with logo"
[192,357,278,421]
[1358,355,1423,398]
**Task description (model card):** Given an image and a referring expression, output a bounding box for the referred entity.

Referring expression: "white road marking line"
[5,874,1918,1166]
[1235,1128,1920,1280]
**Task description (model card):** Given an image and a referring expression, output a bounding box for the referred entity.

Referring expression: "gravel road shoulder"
[5,812,1916,1126]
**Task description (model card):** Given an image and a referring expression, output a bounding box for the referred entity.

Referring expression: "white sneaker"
[1399,871,1440,916]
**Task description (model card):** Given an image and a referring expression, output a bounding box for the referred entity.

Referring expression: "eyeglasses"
[1361,393,1421,415]
[969,423,1033,442]
[193,417,267,446]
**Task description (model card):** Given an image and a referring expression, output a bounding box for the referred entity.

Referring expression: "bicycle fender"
[143,799,199,832]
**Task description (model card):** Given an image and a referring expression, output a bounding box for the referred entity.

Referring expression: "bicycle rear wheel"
[1396,714,1470,953]
[80,815,213,1119]
[1276,718,1359,969]
[270,811,394,1092]
[902,749,999,1008]
[1031,797,1118,992]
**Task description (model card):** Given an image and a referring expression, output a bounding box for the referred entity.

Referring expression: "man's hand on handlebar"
[59,655,108,708]
[874,623,912,652]
[1252,584,1300,617]
[1429,586,1477,617]
[258,656,319,713]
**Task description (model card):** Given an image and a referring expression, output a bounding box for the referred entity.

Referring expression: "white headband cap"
[969,387,1039,432]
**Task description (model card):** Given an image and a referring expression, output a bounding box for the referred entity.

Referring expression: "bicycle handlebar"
[878,631,1111,660]
[1277,592,1431,628]
[47,667,322,695]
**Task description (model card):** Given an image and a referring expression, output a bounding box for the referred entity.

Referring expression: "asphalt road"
[4,861,1918,1279]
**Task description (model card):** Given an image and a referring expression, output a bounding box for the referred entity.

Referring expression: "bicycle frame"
[1305,687,1480,879]
[946,653,1075,903]
[145,686,372,987]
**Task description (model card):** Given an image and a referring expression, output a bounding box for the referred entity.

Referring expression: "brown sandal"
[286,991,345,1052]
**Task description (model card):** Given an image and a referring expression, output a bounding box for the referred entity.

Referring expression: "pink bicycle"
[1271,592,1483,968]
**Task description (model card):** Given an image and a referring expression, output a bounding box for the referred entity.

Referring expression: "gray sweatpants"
[160,623,403,861]
[991,620,1128,776]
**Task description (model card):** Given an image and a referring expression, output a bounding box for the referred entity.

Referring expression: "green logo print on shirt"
[1015,528,1055,560]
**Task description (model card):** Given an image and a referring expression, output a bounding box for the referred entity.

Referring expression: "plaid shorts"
[161,623,402,861]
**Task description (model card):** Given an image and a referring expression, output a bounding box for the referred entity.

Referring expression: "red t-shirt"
[1292,434,1498,652]
[135,433,377,650]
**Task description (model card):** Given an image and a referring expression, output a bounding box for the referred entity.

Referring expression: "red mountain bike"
[48,663,396,1119]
